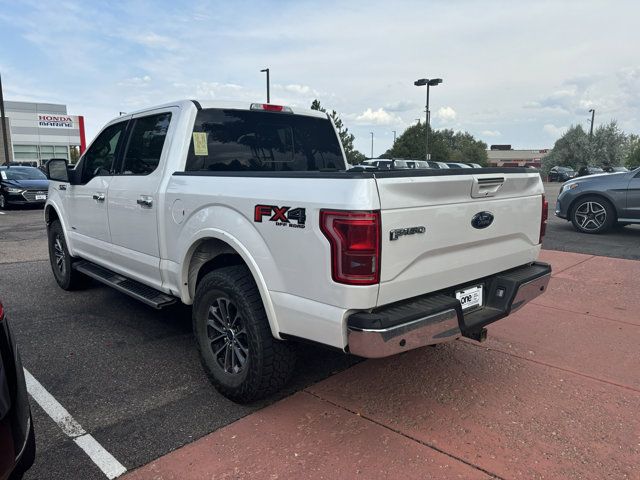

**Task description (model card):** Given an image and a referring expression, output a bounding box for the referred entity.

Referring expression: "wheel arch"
[180,233,282,339]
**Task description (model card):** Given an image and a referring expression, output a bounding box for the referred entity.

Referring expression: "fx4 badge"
[389,226,426,241]
[254,205,306,229]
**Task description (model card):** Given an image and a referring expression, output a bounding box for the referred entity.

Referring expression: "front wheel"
[47,220,87,290]
[570,196,615,234]
[193,266,297,404]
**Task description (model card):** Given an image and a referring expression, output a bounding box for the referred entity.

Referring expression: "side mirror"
[46,159,70,182]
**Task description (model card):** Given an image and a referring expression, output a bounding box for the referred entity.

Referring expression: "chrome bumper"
[347,262,551,359]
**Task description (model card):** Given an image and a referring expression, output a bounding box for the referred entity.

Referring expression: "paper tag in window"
[192,132,208,156]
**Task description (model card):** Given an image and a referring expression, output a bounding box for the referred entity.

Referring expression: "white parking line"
[24,369,127,479]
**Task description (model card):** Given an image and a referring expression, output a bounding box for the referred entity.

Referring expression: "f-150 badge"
[389,226,426,241]
[254,205,306,229]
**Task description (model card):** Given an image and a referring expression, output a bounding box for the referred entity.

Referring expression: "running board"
[73,261,177,309]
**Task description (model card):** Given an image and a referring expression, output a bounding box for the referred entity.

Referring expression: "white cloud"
[543,124,567,138]
[355,108,401,125]
[435,106,457,122]
[482,130,501,137]
[117,75,151,87]
[384,100,417,112]
[280,84,317,96]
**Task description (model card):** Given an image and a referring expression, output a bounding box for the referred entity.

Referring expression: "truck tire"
[570,196,615,234]
[193,266,296,404]
[47,220,87,290]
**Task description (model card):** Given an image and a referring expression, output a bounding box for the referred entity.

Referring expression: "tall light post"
[370,132,374,159]
[392,130,397,145]
[414,77,442,160]
[260,68,270,103]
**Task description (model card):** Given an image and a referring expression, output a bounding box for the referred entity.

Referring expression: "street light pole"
[370,132,374,159]
[589,109,595,137]
[0,72,10,165]
[392,130,396,144]
[414,77,442,161]
[260,68,270,103]
[588,108,596,167]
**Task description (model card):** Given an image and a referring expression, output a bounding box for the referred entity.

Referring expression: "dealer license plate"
[456,285,483,310]
[35,194,46,200]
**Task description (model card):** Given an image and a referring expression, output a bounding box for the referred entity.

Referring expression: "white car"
[45,100,550,403]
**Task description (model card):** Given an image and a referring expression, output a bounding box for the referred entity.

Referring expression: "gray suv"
[555,168,640,233]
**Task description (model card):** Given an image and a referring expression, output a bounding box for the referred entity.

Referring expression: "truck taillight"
[250,103,293,113]
[320,210,381,285]
[539,194,548,244]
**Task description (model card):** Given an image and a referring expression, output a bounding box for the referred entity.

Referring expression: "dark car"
[603,166,629,173]
[576,166,604,177]
[548,166,576,182]
[555,167,640,233]
[0,300,36,479]
[0,166,49,209]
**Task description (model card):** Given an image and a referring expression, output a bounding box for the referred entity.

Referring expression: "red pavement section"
[124,251,640,480]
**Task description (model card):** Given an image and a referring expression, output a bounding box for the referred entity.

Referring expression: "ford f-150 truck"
[44,100,550,403]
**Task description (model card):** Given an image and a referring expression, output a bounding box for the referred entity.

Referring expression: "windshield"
[558,167,574,172]
[0,167,47,181]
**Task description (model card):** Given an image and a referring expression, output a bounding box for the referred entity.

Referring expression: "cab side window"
[120,113,171,175]
[81,122,126,183]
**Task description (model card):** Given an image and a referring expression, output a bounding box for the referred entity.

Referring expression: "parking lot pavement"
[543,182,640,260]
[1,195,639,479]
[125,249,640,480]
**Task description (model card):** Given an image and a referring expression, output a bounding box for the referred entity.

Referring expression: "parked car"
[603,166,629,173]
[427,161,449,169]
[445,162,472,169]
[0,166,49,209]
[0,300,36,479]
[548,166,577,182]
[405,160,430,169]
[555,167,640,233]
[577,166,604,177]
[45,100,550,403]
[361,159,410,169]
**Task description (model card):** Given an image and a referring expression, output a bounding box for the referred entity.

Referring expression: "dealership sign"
[38,114,74,128]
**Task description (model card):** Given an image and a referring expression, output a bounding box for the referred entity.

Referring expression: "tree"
[310,100,366,164]
[542,125,590,173]
[592,120,626,167]
[625,134,640,169]
[381,123,488,165]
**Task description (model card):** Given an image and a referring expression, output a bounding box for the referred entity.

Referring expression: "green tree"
[625,134,640,169]
[381,123,488,165]
[592,120,626,167]
[542,125,590,173]
[310,100,366,164]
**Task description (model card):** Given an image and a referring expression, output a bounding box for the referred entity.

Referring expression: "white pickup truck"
[45,100,550,403]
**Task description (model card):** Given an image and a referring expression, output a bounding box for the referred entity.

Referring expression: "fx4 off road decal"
[254,205,306,229]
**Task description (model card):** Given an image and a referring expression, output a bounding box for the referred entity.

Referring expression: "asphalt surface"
[0,184,638,479]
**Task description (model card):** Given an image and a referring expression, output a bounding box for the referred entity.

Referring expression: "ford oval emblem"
[471,211,494,229]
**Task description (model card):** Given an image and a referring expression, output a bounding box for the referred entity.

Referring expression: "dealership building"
[0,100,86,166]
[487,145,550,168]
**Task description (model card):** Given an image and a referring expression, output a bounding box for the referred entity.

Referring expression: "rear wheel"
[193,266,296,403]
[47,220,87,290]
[570,196,615,234]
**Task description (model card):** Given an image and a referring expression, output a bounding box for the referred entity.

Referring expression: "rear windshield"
[0,167,47,180]
[185,109,345,172]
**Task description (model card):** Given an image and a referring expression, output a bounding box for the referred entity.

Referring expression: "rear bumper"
[347,262,551,358]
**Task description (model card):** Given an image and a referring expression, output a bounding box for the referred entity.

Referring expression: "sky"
[1,0,639,157]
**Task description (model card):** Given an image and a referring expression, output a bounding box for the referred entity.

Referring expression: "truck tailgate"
[376,172,544,306]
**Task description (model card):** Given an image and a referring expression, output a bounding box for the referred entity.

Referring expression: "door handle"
[137,196,153,208]
[92,193,105,202]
